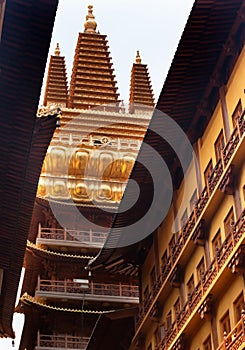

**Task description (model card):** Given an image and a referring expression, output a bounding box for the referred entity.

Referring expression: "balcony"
[155,209,245,349]
[217,312,245,350]
[37,225,107,250]
[36,278,139,304]
[136,114,245,330]
[35,333,89,349]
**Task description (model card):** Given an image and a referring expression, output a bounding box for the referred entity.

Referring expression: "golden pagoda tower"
[17,5,154,350]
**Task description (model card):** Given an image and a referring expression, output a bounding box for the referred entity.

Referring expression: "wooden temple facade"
[17,5,154,350]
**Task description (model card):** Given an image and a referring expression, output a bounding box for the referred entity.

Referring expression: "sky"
[1,0,195,349]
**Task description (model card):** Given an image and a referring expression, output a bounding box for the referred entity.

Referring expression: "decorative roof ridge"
[37,197,119,210]
[27,240,94,259]
[57,107,153,119]
[21,293,113,314]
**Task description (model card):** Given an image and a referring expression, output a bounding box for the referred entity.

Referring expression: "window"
[232,99,242,128]
[234,292,244,323]
[190,189,198,212]
[224,208,235,237]
[187,274,195,297]
[150,267,156,288]
[212,229,222,258]
[203,335,212,350]
[214,130,225,162]
[159,323,165,340]
[174,297,181,319]
[204,160,213,189]
[220,311,231,337]
[166,310,172,330]
[197,257,205,283]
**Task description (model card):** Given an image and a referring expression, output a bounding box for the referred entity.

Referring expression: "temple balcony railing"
[154,210,245,350]
[217,311,245,350]
[37,225,107,249]
[135,113,245,331]
[36,278,139,304]
[35,333,89,349]
[51,133,141,150]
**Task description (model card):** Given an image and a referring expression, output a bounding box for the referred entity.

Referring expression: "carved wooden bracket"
[191,219,206,246]
[219,165,234,194]
[169,264,182,288]
[228,245,245,274]
[198,294,213,320]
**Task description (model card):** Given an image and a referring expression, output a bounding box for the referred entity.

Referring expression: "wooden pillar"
[204,224,211,267]
[233,176,242,219]
[179,281,186,306]
[219,85,231,141]
[211,314,219,349]
[193,142,202,196]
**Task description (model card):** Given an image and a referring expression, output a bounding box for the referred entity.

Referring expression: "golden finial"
[121,100,125,113]
[84,5,97,33]
[136,50,142,64]
[55,43,60,56]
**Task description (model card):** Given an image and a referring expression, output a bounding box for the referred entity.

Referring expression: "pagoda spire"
[129,51,154,114]
[43,43,68,107]
[68,5,119,110]
[84,5,97,33]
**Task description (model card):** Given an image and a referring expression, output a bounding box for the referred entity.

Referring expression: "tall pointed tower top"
[68,5,119,110]
[43,43,68,107]
[84,5,97,33]
[129,51,154,114]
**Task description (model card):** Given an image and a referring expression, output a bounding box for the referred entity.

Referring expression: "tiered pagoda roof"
[68,5,119,110]
[129,51,154,113]
[43,43,68,107]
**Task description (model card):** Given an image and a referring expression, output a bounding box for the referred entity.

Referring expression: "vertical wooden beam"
[219,85,231,141]
[233,176,242,219]
[193,142,202,196]
[204,224,211,267]
[211,314,219,349]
